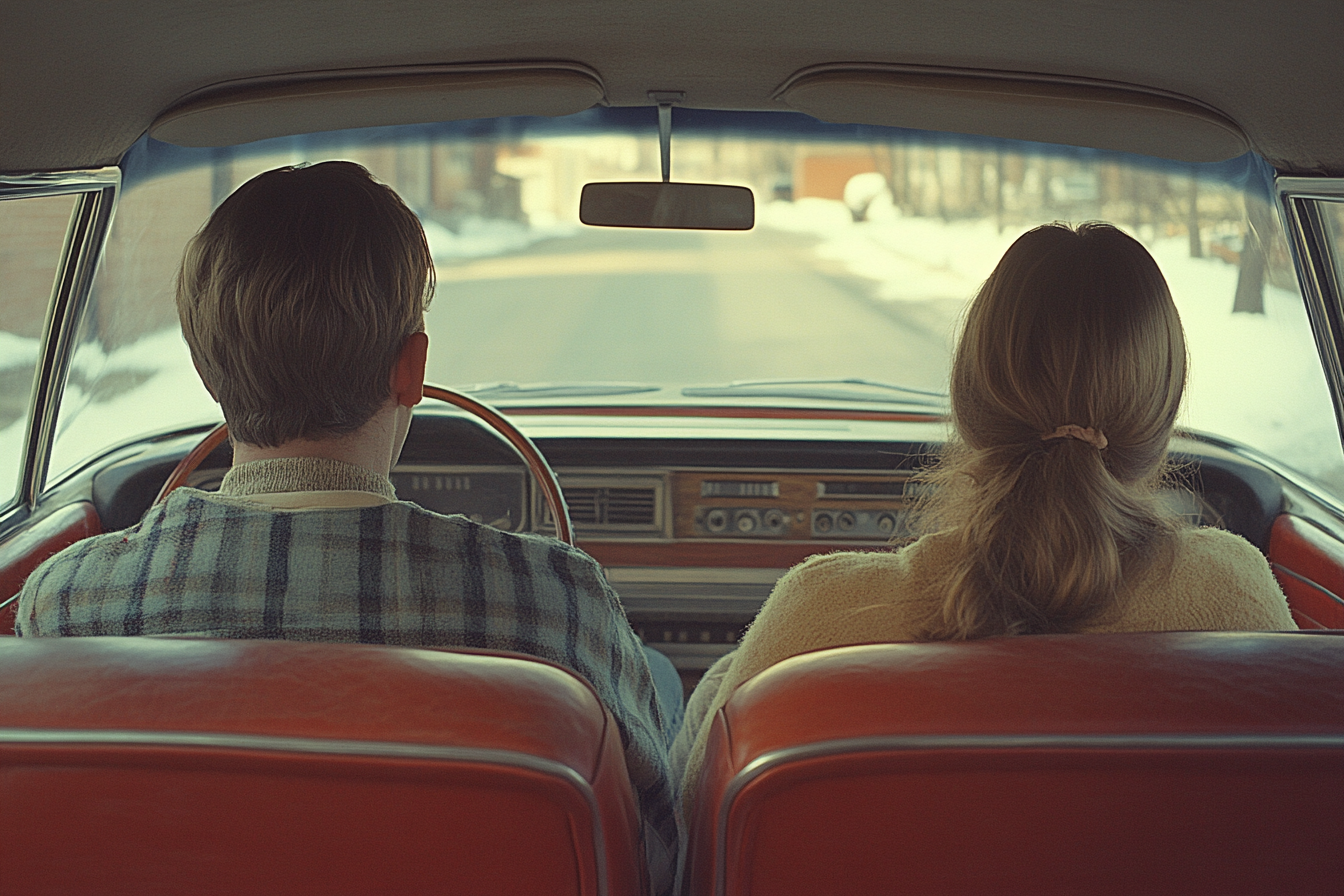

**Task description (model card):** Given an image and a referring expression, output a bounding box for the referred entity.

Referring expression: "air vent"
[607,488,658,523]
[539,474,666,535]
[566,488,601,524]
[563,486,656,525]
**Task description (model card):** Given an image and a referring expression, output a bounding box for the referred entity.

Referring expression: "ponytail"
[912,223,1186,640]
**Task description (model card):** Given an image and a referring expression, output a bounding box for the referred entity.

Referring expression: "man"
[16,161,680,893]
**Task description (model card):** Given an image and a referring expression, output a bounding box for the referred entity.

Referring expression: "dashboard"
[90,409,1286,675]
[392,466,914,542]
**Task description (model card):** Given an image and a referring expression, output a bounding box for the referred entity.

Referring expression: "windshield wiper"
[458,381,662,399]
[680,378,947,407]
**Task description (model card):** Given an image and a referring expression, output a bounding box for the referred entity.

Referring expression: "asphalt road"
[422,225,962,394]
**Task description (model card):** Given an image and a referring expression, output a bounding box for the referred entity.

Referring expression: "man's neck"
[230,403,406,478]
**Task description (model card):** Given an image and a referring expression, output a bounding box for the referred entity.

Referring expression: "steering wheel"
[154,383,574,546]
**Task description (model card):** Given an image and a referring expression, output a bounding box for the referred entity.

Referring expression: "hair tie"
[1041,424,1108,450]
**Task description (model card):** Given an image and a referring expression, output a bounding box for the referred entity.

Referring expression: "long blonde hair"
[913,222,1187,639]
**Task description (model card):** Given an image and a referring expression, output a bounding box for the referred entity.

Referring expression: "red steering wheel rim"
[154,384,574,546]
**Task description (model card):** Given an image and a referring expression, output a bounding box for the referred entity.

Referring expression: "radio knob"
[735,511,757,533]
[705,508,728,533]
[837,511,856,531]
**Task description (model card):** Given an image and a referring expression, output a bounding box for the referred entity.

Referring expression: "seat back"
[686,632,1344,896]
[0,637,646,896]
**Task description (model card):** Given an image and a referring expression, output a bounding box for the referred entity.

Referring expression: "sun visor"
[779,69,1248,162]
[150,66,605,147]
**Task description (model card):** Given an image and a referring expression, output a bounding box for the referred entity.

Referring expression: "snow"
[0,332,42,504]
[28,329,217,484]
[759,199,1344,489]
[0,412,27,505]
[1154,239,1344,486]
[759,198,1031,301]
[0,331,41,370]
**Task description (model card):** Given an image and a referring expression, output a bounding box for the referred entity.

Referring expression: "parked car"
[2,1,1342,893]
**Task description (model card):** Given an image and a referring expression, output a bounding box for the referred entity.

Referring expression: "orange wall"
[797,155,877,201]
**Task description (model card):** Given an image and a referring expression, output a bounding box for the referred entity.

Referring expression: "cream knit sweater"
[673,526,1295,811]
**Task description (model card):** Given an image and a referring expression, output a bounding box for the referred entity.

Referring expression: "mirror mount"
[647,90,684,183]
[579,90,755,230]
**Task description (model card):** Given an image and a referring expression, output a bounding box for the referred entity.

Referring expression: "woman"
[672,222,1294,806]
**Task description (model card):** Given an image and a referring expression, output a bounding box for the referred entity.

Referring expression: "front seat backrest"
[0,636,646,896]
[685,632,1344,896]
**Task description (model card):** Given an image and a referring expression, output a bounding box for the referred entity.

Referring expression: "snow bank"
[759,199,1344,489]
[0,331,44,503]
[760,198,1028,300]
[0,331,41,371]
[45,328,218,480]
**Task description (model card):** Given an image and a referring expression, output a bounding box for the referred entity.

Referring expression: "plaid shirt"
[17,458,679,893]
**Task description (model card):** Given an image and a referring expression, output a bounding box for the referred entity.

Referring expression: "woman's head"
[952,222,1186,483]
[917,222,1187,640]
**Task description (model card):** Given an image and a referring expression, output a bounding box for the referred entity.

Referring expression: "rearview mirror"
[580,181,754,230]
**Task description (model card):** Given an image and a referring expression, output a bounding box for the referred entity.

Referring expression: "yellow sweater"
[673,526,1295,811]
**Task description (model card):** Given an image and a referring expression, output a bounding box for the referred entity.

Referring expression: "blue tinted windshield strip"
[121,108,1273,191]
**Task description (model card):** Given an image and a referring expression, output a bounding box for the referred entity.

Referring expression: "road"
[422,225,963,394]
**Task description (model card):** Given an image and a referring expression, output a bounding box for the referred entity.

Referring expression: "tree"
[1233,195,1275,314]
[1187,169,1203,258]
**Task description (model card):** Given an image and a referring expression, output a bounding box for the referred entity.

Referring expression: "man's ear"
[193,361,219,402]
[391,331,429,408]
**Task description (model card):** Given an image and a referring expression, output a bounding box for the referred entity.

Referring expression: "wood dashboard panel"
[670,471,910,541]
[582,540,895,569]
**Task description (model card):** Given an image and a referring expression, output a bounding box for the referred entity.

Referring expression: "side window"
[1322,200,1344,294]
[0,193,78,511]
[45,168,218,485]
[1290,194,1344,497]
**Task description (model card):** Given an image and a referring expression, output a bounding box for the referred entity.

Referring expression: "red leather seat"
[686,632,1344,896]
[0,637,647,896]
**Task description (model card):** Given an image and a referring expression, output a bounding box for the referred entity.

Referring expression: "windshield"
[38,108,1344,495]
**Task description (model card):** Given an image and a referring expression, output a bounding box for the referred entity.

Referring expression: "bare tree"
[1187,169,1203,258]
[1233,195,1274,314]
[995,150,1005,234]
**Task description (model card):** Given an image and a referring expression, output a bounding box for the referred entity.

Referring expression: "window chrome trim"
[1277,176,1344,458]
[0,169,120,512]
[0,169,118,199]
[0,725,612,896]
[714,731,1344,896]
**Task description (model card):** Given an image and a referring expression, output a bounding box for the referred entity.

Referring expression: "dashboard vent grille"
[563,486,657,526]
[605,488,657,524]
[541,475,666,535]
[566,488,601,524]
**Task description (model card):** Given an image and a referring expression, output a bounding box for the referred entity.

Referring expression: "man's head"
[177,161,434,447]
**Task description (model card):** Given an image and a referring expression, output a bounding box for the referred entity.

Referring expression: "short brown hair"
[177,161,434,447]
